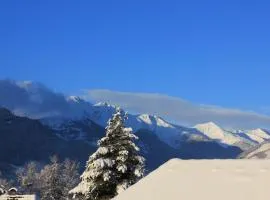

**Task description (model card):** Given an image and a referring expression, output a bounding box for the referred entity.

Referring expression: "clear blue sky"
[1,0,270,112]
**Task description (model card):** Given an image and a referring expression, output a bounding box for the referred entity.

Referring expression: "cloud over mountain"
[0,79,70,118]
[1,79,270,130]
[84,89,270,130]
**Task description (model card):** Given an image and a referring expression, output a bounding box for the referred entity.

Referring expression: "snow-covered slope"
[86,102,208,148]
[245,129,270,143]
[194,122,256,150]
[240,142,270,159]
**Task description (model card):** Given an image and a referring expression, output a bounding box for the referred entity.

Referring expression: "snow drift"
[114,159,270,200]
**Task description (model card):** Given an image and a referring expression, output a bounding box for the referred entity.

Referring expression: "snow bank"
[114,159,270,200]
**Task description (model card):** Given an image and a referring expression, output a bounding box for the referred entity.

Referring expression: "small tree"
[70,108,145,200]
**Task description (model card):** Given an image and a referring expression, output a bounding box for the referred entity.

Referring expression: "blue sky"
[1,0,270,114]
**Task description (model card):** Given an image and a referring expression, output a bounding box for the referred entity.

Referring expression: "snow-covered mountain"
[83,102,208,148]
[245,129,270,143]
[194,122,262,150]
[0,107,239,176]
[1,80,269,152]
[3,79,270,176]
[239,142,270,159]
[46,98,268,151]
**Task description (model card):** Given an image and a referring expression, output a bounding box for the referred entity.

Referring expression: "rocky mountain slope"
[0,108,99,175]
[239,142,270,159]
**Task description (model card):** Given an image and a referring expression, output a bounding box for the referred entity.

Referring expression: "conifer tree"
[70,108,145,200]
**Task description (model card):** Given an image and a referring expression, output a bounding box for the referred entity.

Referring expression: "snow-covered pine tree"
[70,108,145,200]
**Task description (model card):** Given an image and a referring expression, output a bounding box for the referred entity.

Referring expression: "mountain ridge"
[1,80,269,159]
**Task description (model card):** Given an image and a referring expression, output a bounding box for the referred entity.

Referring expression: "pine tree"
[70,108,145,200]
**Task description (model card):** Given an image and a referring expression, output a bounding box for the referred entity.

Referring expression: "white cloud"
[83,89,270,130]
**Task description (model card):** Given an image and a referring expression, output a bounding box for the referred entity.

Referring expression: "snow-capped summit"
[88,102,118,126]
[126,114,207,148]
[132,114,174,130]
[194,122,256,150]
[67,96,85,103]
[137,114,153,125]
[94,102,116,107]
[78,103,203,148]
[194,122,225,139]
[245,128,270,143]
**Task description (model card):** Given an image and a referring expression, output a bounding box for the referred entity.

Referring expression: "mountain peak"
[138,114,152,125]
[248,128,270,135]
[246,128,270,143]
[194,122,225,140]
[254,128,270,134]
[67,96,84,103]
[94,102,117,108]
[195,121,221,129]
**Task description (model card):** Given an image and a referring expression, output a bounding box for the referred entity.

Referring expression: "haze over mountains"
[1,79,270,174]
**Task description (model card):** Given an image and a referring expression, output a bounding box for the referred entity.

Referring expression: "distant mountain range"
[0,80,270,175]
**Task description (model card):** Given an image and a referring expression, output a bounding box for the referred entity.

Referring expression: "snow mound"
[114,159,270,200]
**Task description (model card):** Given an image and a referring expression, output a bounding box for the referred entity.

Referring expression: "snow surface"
[114,159,270,200]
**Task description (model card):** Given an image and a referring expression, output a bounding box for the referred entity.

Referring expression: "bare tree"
[38,156,65,200]
[62,159,80,196]
[37,156,80,200]
[16,161,40,194]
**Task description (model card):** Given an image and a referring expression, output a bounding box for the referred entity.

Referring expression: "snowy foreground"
[114,159,270,200]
